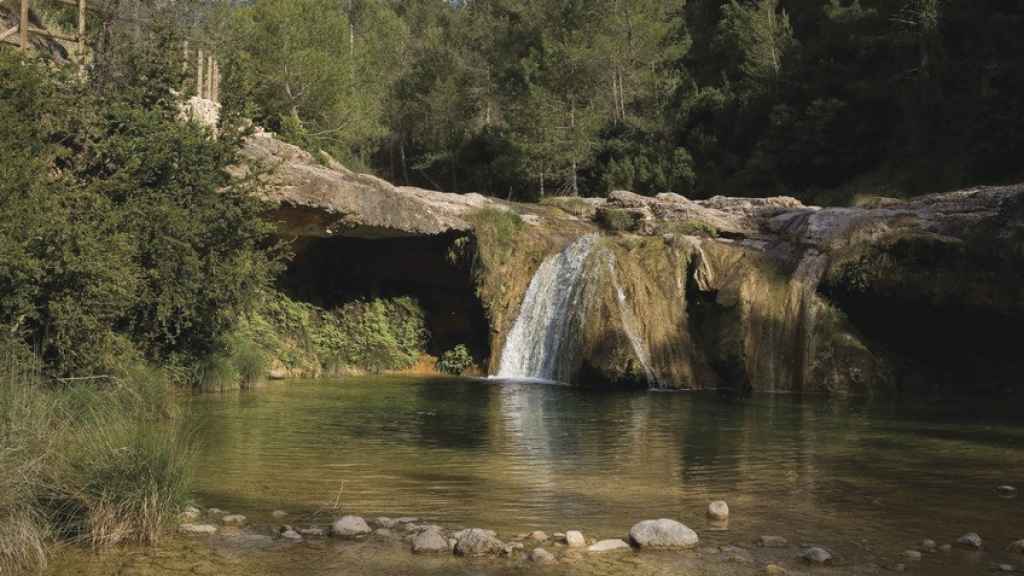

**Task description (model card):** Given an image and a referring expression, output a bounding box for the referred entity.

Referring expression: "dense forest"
[207,0,1024,204]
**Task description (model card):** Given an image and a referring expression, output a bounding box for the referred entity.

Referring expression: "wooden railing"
[1,0,88,63]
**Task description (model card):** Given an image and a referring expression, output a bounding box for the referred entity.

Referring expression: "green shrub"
[437,345,474,376]
[196,354,241,393]
[656,220,718,238]
[230,337,267,389]
[597,208,638,232]
[316,297,428,374]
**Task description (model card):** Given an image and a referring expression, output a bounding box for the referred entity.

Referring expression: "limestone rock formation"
[236,131,1024,395]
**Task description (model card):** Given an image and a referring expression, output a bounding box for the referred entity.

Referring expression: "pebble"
[758,535,788,548]
[280,526,302,540]
[178,523,218,535]
[529,530,548,542]
[565,530,586,548]
[765,564,786,575]
[957,532,983,550]
[801,546,833,565]
[707,500,730,521]
[221,514,247,526]
[587,539,631,553]
[332,515,371,538]
[530,548,556,564]
[902,550,922,561]
[920,538,936,551]
[628,519,699,549]
[997,485,1018,497]
[271,510,288,519]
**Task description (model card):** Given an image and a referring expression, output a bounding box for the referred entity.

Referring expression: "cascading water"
[496,235,597,381]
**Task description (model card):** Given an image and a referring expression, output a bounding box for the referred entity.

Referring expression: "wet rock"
[280,526,302,540]
[374,528,396,539]
[222,514,247,526]
[999,564,1014,572]
[453,528,496,540]
[271,510,288,519]
[411,527,448,554]
[721,545,753,563]
[394,516,419,524]
[566,531,586,548]
[997,485,1018,497]
[957,532,983,550]
[529,530,548,542]
[207,508,227,516]
[903,550,922,561]
[587,539,631,553]
[530,548,556,564]
[553,532,566,542]
[1009,540,1024,554]
[920,539,936,551]
[332,515,371,538]
[509,542,525,551]
[179,523,218,535]
[758,535,788,548]
[375,517,396,528]
[628,519,699,549]
[707,500,730,521]
[765,564,787,575]
[801,546,833,565]
[179,506,202,522]
[298,527,326,537]
[454,528,505,557]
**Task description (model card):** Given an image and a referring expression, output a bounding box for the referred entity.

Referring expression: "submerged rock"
[801,546,833,565]
[411,527,448,554]
[902,550,922,561]
[628,519,699,549]
[1008,540,1024,554]
[565,531,586,548]
[998,485,1017,496]
[758,535,788,548]
[297,527,326,537]
[587,539,631,553]
[920,539,937,551]
[221,514,247,526]
[764,564,787,575]
[271,510,288,519]
[454,528,505,557]
[720,545,753,563]
[332,515,371,538]
[279,526,302,540]
[530,548,556,564]
[957,532,983,550]
[707,501,730,521]
[179,523,218,535]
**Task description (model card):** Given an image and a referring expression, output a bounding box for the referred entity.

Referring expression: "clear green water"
[191,376,1024,568]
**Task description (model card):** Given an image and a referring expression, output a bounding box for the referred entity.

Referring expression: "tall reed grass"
[0,338,194,574]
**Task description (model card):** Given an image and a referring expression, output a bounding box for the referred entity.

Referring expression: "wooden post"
[206,54,214,100]
[211,60,219,103]
[196,49,204,97]
[77,0,86,64]
[20,0,29,51]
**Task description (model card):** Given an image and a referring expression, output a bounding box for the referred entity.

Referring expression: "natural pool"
[188,375,1024,573]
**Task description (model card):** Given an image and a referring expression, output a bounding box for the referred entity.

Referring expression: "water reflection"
[191,376,1024,566]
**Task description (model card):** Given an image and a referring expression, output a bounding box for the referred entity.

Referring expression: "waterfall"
[497,235,597,381]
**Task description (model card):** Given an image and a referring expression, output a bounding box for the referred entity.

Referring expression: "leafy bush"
[436,345,474,376]
[316,297,428,374]
[597,208,638,232]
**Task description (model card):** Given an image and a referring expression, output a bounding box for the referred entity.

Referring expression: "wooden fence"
[2,0,220,102]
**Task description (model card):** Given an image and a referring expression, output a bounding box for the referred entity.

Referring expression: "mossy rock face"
[596,207,644,232]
